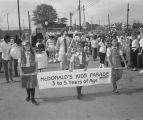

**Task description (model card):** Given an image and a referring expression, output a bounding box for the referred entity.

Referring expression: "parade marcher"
[119,36,128,67]
[12,38,22,77]
[46,33,56,63]
[56,30,71,70]
[139,35,143,68]
[69,42,88,100]
[84,42,90,56]
[131,34,139,71]
[126,36,131,67]
[1,35,13,83]
[98,36,106,68]
[91,35,98,61]
[18,41,39,105]
[106,39,127,93]
[0,38,3,73]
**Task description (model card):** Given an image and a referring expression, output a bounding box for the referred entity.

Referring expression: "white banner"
[37,68,112,90]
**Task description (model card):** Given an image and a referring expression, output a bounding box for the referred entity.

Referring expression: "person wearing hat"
[56,30,71,70]
[46,33,56,63]
[69,42,89,100]
[18,41,39,105]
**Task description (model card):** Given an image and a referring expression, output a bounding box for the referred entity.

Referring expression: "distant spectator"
[1,35,13,83]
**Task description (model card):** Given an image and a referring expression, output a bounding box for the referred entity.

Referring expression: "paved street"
[0,58,143,120]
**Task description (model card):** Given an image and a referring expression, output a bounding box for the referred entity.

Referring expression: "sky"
[0,0,143,30]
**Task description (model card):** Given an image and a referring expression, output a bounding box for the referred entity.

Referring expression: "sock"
[30,88,35,100]
[26,88,31,98]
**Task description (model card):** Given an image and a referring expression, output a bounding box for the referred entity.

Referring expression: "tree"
[58,17,68,24]
[32,4,58,26]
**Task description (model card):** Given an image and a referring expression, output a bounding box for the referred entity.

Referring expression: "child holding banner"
[69,42,88,100]
[18,41,39,105]
[106,39,127,93]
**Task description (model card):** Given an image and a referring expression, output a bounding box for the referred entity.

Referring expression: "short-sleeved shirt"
[131,39,139,50]
[0,41,11,60]
[91,39,98,48]
[98,41,106,53]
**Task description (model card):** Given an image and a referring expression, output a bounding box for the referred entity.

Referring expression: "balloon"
[10,47,21,59]
[36,51,48,69]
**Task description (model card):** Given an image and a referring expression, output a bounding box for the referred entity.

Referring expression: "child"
[69,42,88,100]
[84,42,90,56]
[98,36,106,68]
[106,39,127,93]
[18,41,39,105]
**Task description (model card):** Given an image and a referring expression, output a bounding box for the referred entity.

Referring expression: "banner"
[37,68,112,90]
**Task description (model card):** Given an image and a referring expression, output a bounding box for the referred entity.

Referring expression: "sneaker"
[11,79,14,83]
[26,97,30,102]
[53,59,57,63]
[77,95,81,100]
[31,99,40,105]
[7,81,10,83]
[48,59,53,63]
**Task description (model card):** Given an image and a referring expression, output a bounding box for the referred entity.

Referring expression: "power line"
[82,0,98,10]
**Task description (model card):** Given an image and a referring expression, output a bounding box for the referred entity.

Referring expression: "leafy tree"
[32,4,58,26]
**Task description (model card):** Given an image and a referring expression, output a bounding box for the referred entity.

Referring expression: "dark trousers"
[131,49,138,68]
[14,59,18,76]
[99,52,106,64]
[76,86,82,96]
[92,48,97,60]
[0,61,2,72]
[0,53,2,72]
[3,59,13,82]
[46,50,49,58]
[26,88,35,100]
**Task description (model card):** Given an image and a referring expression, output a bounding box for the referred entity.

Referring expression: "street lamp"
[45,21,48,32]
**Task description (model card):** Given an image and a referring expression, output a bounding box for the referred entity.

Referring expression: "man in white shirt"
[131,35,139,71]
[1,35,13,83]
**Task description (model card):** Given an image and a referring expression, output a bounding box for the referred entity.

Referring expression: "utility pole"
[28,11,31,42]
[79,0,81,31]
[7,13,9,33]
[23,19,25,30]
[91,16,93,31]
[83,4,85,24]
[70,12,73,30]
[75,18,77,31]
[17,0,22,38]
[127,3,130,30]
[108,14,111,31]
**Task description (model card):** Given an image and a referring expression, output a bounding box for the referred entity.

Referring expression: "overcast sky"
[0,0,143,30]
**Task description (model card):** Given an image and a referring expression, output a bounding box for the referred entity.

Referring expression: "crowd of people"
[0,29,143,105]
